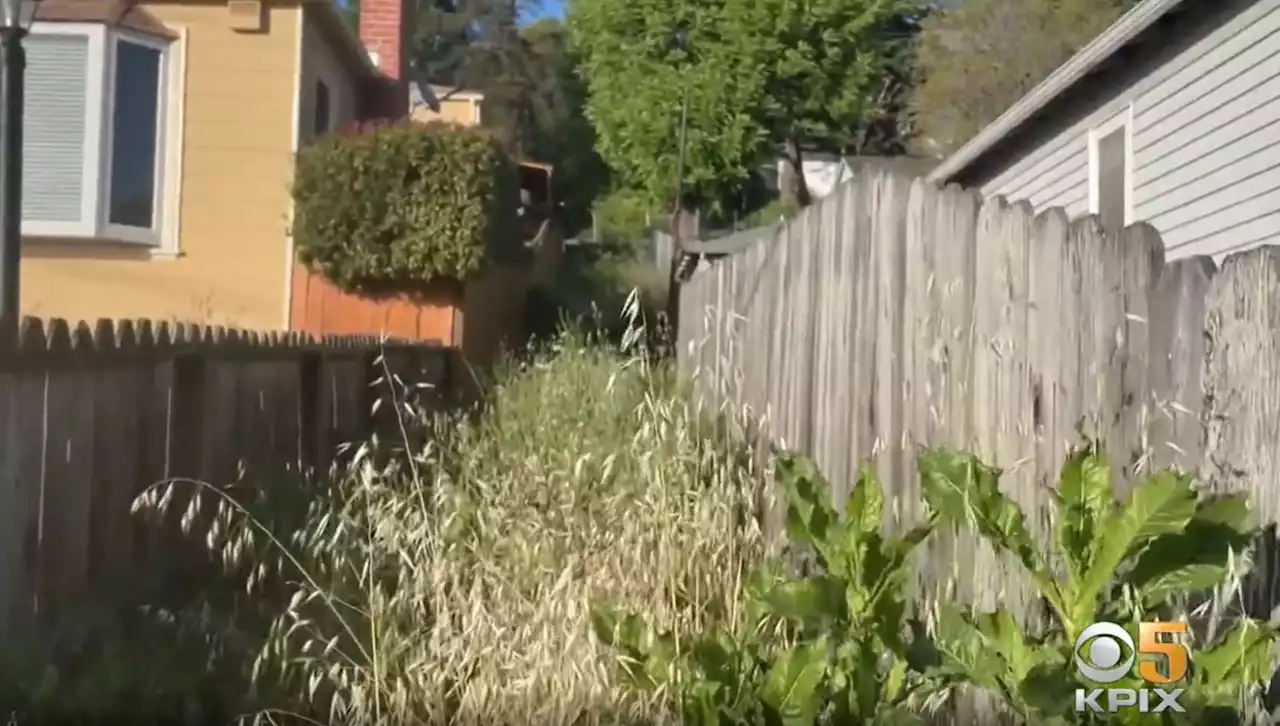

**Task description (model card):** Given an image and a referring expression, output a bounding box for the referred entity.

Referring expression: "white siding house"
[928,0,1280,262]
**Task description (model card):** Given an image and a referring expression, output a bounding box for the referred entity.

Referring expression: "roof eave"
[309,0,380,79]
[925,0,1186,184]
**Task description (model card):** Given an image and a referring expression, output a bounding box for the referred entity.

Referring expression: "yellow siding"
[22,1,304,330]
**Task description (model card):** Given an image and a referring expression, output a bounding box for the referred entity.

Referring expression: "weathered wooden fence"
[678,165,1280,618]
[0,317,450,636]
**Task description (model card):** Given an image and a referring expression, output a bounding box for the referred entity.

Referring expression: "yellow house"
[20,0,483,330]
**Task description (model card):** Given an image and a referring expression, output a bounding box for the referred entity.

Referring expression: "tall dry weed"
[135,315,767,725]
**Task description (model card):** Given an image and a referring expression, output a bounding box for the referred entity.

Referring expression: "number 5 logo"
[1139,622,1190,683]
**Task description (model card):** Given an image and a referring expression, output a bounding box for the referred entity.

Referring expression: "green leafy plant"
[917,442,1275,724]
[291,119,521,295]
[592,452,944,725]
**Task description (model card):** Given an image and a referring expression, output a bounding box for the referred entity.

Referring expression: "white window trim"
[23,21,180,255]
[155,25,188,259]
[100,28,170,247]
[311,49,345,140]
[22,22,105,239]
[1087,103,1135,227]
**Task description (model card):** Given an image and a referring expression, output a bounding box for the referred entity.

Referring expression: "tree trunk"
[780,137,813,208]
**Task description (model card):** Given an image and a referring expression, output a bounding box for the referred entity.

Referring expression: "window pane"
[1097,127,1126,234]
[314,80,331,135]
[24,34,89,223]
[109,40,163,229]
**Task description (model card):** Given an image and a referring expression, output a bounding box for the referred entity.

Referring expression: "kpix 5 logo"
[1074,621,1189,714]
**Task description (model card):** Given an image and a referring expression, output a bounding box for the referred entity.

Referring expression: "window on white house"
[109,39,164,229]
[22,25,172,246]
[1093,124,1128,234]
[314,79,332,135]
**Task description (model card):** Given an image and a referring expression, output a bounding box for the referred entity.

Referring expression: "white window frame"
[22,22,105,239]
[23,21,178,254]
[309,51,346,141]
[1088,103,1135,228]
[100,28,170,246]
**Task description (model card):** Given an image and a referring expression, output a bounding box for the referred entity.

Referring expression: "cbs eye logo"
[1075,621,1190,684]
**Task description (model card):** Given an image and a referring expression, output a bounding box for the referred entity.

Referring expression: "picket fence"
[0,317,449,635]
[678,165,1280,620]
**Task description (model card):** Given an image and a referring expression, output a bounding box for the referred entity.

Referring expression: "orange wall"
[21,0,303,330]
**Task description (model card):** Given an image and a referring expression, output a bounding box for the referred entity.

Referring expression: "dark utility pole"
[0,20,26,339]
[663,86,691,336]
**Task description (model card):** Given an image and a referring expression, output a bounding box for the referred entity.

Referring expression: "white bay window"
[24,23,174,248]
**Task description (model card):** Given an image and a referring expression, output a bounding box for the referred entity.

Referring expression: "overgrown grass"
[107,327,766,725]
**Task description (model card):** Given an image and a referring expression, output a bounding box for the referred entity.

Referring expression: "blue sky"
[520,0,565,23]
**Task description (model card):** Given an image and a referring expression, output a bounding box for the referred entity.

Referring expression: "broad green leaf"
[760,637,830,726]
[884,521,935,562]
[1056,443,1114,584]
[1194,619,1275,686]
[1016,658,1077,717]
[904,618,942,673]
[1074,470,1199,625]
[590,604,678,691]
[883,655,910,702]
[691,632,739,686]
[847,637,881,721]
[1127,514,1253,606]
[1193,492,1255,533]
[919,449,1061,614]
[778,453,838,552]
[681,679,732,726]
[974,607,1036,682]
[926,606,1005,690]
[761,576,847,632]
[846,465,885,534]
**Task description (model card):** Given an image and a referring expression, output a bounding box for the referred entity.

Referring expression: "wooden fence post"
[169,350,208,482]
[298,350,323,471]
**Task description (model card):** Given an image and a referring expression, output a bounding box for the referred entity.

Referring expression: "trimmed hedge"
[291,119,521,295]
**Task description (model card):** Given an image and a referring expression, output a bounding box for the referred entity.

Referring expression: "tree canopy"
[568,0,918,212]
[911,0,1135,157]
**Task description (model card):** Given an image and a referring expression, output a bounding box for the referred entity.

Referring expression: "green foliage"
[593,452,943,725]
[597,442,1278,725]
[593,188,660,243]
[722,0,919,150]
[568,0,768,209]
[568,0,917,210]
[917,443,1275,724]
[291,120,520,294]
[912,0,1130,156]
[744,199,800,228]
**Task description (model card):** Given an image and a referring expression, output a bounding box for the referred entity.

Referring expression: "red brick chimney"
[358,0,411,118]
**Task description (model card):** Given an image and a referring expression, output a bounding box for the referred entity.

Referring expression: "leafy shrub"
[593,453,947,725]
[597,443,1278,726]
[918,444,1276,724]
[593,188,659,244]
[291,119,521,294]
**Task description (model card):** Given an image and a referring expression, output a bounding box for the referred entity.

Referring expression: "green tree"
[519,19,610,235]
[569,0,917,213]
[722,0,920,205]
[568,0,768,217]
[912,0,1132,158]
